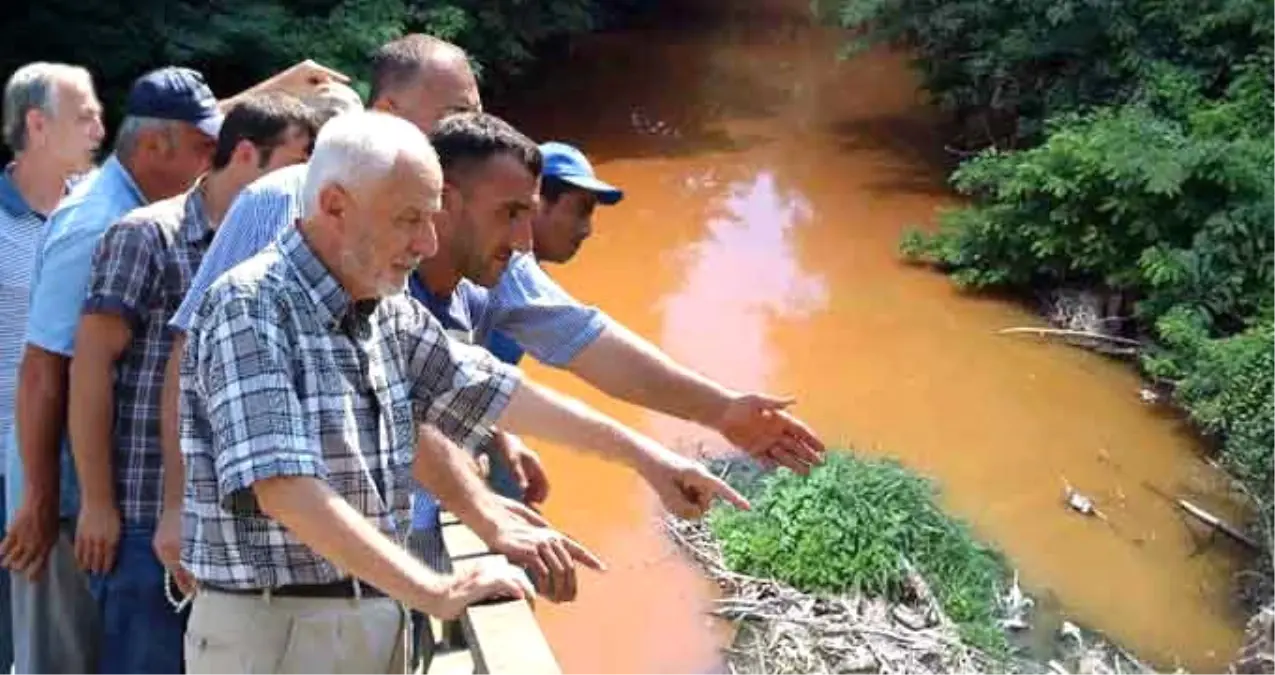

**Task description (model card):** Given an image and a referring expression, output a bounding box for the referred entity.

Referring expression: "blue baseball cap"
[539,142,623,205]
[125,67,223,138]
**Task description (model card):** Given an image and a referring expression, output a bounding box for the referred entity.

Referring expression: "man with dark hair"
[66,92,315,674]
[480,141,624,365]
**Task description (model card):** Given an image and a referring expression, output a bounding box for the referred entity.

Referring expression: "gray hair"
[3,62,93,152]
[114,116,178,159]
[301,110,439,219]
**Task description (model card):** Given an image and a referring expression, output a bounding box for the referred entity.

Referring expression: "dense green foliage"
[837,0,1274,543]
[823,0,1272,147]
[709,453,1009,654]
[0,0,643,134]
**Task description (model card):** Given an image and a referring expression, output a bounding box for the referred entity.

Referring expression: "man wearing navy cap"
[530,141,623,264]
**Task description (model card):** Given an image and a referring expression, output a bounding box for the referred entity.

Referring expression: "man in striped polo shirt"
[0,61,105,674]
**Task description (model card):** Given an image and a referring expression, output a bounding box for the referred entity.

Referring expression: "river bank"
[500,0,1253,669]
[663,456,1161,674]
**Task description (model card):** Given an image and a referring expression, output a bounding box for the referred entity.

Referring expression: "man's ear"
[317,182,350,224]
[23,108,48,147]
[231,139,258,168]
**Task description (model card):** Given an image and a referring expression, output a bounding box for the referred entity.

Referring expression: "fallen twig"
[997,326,1143,347]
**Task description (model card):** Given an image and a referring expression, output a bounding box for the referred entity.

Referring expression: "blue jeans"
[88,526,188,674]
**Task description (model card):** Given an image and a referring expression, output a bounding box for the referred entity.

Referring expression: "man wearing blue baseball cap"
[531,141,623,264]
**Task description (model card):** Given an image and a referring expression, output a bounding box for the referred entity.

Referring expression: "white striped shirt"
[0,166,47,473]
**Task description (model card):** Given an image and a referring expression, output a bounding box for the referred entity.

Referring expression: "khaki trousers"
[184,588,408,674]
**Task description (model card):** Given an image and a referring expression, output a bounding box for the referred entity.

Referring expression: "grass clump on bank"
[707,452,1009,655]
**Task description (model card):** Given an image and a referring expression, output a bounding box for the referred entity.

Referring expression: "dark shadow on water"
[826,114,962,198]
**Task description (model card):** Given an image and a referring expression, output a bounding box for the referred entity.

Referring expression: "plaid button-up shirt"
[84,183,214,526]
[179,226,520,589]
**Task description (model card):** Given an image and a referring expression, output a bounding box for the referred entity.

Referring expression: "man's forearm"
[159,338,186,511]
[498,378,673,477]
[567,324,735,428]
[254,475,454,614]
[412,425,505,539]
[15,347,68,504]
[67,352,118,508]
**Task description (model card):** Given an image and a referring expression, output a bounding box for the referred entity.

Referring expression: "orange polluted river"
[492,1,1251,672]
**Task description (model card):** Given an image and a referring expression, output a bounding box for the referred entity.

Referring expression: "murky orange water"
[495,1,1251,672]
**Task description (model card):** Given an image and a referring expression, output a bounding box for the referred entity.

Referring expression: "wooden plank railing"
[436,512,562,675]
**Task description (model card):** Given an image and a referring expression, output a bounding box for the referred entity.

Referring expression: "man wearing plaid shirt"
[178,110,748,673]
[67,94,317,673]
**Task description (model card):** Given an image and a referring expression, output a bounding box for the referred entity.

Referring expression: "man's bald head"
[368,34,481,132]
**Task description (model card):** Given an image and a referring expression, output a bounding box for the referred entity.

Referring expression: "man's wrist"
[80,487,118,513]
[463,492,506,544]
[698,388,740,431]
[19,480,59,511]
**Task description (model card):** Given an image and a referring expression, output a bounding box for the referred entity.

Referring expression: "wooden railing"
[430,511,562,675]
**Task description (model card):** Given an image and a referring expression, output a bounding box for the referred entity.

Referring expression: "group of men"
[0,33,825,674]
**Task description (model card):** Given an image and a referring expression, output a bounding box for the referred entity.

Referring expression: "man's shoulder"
[240,163,306,202]
[209,245,290,299]
[111,193,187,239]
[47,169,140,239]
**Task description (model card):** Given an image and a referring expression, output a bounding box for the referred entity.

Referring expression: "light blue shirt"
[167,162,613,532]
[9,155,145,520]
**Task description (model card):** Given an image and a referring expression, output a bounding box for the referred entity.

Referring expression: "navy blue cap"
[125,67,223,138]
[539,142,623,205]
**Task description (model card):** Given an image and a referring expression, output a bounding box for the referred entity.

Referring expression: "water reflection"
[649,169,828,445]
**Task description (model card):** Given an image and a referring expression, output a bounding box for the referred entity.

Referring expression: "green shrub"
[709,452,1009,654]
[822,0,1272,147]
[1144,310,1275,536]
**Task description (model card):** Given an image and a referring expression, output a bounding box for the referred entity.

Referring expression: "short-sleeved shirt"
[0,165,46,475]
[405,260,609,529]
[169,163,612,364]
[83,184,215,526]
[169,164,305,333]
[18,155,145,519]
[179,226,521,589]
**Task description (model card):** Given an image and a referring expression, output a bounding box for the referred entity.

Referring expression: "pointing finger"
[708,475,751,511]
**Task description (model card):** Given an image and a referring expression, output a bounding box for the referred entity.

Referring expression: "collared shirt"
[14,155,145,519]
[0,165,47,476]
[404,263,609,529]
[179,227,520,589]
[169,165,611,368]
[83,183,215,526]
[168,164,305,333]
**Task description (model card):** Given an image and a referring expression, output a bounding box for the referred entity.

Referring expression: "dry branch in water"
[662,516,993,674]
[663,514,1160,675]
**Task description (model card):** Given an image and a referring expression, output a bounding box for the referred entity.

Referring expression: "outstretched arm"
[567,323,825,473]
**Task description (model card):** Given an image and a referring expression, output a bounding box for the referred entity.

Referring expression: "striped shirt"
[168,164,304,333]
[0,165,47,474]
[83,183,215,525]
[179,227,519,589]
